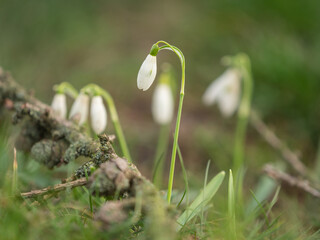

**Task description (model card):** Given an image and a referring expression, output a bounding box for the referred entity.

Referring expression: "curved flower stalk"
[137,41,186,203]
[202,68,241,118]
[51,82,78,119]
[53,82,78,99]
[82,84,132,163]
[90,96,108,134]
[69,92,90,125]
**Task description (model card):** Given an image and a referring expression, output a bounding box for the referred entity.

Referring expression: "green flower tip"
[53,83,64,94]
[237,53,250,67]
[149,44,159,56]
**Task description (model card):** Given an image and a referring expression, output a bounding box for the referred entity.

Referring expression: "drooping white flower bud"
[51,93,67,119]
[137,54,157,91]
[202,68,241,117]
[217,74,240,117]
[152,83,174,125]
[90,96,107,134]
[69,93,90,125]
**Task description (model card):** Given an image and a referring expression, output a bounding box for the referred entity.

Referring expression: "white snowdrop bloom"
[69,93,90,125]
[152,83,174,125]
[202,68,241,117]
[90,96,107,134]
[137,54,157,91]
[51,93,67,119]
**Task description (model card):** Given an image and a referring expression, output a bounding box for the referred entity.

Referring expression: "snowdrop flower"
[152,83,174,125]
[137,44,159,91]
[90,96,107,134]
[51,93,67,119]
[69,93,90,125]
[202,68,241,117]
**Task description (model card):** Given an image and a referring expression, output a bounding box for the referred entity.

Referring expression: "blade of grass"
[152,124,170,188]
[177,189,187,208]
[200,160,211,234]
[152,152,165,185]
[246,175,277,216]
[84,168,93,213]
[266,186,281,217]
[177,143,189,209]
[228,169,237,239]
[177,171,225,231]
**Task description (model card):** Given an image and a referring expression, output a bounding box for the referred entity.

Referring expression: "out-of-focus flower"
[90,96,107,134]
[69,93,90,125]
[202,68,241,117]
[51,93,67,119]
[152,83,174,125]
[137,54,157,91]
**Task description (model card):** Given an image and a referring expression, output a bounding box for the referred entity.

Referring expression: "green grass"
[1,118,320,239]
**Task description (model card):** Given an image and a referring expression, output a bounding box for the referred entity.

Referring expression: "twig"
[21,178,88,198]
[263,164,320,199]
[250,111,307,176]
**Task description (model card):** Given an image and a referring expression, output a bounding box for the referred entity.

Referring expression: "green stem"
[155,41,185,204]
[167,93,184,203]
[232,55,252,220]
[100,90,133,163]
[177,143,189,210]
[54,82,78,99]
[233,54,253,173]
[82,84,132,163]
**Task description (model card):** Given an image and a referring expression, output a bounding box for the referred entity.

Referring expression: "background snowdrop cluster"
[52,92,107,134]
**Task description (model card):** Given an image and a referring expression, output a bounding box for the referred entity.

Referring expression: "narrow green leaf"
[228,169,237,239]
[177,171,225,231]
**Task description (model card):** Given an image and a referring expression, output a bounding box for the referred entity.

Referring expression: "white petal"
[217,75,241,117]
[202,69,235,106]
[90,96,107,134]
[51,94,67,119]
[137,54,157,91]
[69,93,90,125]
[152,84,174,124]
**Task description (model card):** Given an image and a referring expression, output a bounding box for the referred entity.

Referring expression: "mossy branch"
[0,67,177,236]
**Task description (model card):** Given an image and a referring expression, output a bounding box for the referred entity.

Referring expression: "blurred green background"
[1,0,320,177]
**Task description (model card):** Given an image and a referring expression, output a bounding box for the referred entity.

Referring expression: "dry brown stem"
[263,164,320,198]
[21,178,88,198]
[250,111,307,176]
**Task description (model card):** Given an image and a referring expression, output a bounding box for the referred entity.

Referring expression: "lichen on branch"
[0,67,176,234]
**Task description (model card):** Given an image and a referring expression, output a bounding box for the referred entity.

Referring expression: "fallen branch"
[250,111,307,176]
[21,178,88,198]
[0,67,177,236]
[263,164,320,199]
